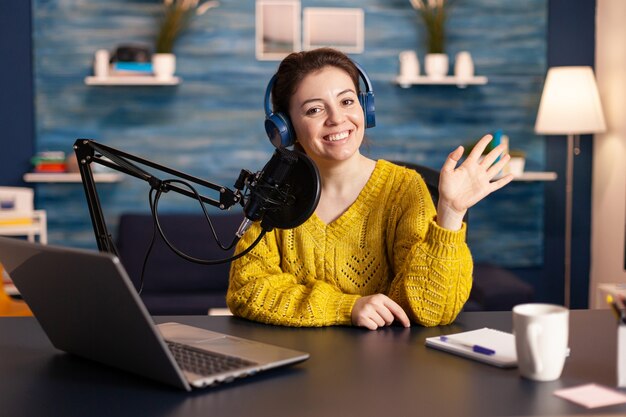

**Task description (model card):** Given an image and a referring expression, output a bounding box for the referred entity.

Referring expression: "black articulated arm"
[73,138,247,257]
[73,138,319,267]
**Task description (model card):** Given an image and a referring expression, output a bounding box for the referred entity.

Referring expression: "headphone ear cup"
[264,112,296,148]
[359,91,376,129]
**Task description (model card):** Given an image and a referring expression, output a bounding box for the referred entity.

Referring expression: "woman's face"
[288,66,365,164]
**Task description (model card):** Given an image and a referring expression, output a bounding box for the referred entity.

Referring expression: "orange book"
[0,217,34,226]
[35,163,67,173]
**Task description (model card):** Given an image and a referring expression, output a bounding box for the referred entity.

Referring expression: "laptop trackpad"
[157,322,227,344]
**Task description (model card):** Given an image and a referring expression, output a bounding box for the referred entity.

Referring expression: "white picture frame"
[255,1,301,61]
[303,8,364,54]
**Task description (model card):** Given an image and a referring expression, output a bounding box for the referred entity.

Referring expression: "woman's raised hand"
[436,134,514,230]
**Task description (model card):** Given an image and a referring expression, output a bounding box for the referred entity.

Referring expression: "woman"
[227,48,512,330]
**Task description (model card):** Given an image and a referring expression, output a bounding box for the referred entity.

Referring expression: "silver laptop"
[0,236,309,391]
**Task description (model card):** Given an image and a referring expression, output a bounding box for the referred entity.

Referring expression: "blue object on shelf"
[112,62,153,72]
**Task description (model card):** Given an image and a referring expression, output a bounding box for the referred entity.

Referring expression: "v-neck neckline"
[306,159,389,231]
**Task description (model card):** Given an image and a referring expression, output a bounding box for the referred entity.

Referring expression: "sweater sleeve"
[387,173,473,327]
[227,224,360,327]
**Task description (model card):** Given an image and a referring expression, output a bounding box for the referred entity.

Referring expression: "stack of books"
[31,151,67,173]
[109,61,154,77]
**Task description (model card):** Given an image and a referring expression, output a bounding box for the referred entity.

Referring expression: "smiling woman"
[226,48,513,330]
[288,66,368,169]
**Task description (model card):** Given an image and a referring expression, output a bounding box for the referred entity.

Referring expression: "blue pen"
[439,336,496,356]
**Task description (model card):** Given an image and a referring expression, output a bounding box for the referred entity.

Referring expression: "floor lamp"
[535,66,606,308]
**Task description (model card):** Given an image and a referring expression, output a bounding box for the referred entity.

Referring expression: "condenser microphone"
[236,148,321,237]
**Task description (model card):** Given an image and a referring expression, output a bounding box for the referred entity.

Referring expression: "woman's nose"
[325,105,345,125]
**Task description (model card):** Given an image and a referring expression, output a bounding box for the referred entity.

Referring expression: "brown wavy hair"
[270,48,361,121]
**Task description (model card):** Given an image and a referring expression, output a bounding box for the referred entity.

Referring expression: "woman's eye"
[306,107,322,116]
[342,98,355,106]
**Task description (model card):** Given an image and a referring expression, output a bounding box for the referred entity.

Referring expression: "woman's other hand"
[437,134,514,230]
[351,294,411,330]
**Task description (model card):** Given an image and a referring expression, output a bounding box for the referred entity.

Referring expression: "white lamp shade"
[535,66,606,135]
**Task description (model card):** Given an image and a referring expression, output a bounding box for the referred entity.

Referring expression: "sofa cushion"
[470,263,534,311]
[116,213,242,314]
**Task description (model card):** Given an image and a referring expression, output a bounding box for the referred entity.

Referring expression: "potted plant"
[153,0,219,79]
[409,0,452,78]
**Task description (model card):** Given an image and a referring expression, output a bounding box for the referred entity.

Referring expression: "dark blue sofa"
[116,213,240,315]
[116,212,533,315]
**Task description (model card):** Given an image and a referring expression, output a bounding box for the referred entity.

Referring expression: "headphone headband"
[264,60,376,148]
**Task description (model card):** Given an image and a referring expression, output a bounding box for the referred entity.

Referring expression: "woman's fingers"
[352,294,411,330]
[383,298,411,327]
[374,304,396,325]
[371,297,410,328]
[465,134,493,162]
[364,319,379,330]
[480,143,508,168]
[486,153,511,178]
[489,173,515,192]
[441,146,464,173]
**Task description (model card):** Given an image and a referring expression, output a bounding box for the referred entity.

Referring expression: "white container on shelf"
[94,49,110,78]
[152,53,176,80]
[424,53,449,79]
[454,51,474,80]
[399,50,420,78]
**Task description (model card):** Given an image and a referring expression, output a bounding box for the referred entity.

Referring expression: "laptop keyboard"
[166,341,257,376]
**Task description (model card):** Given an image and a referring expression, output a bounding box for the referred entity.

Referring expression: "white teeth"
[326,131,349,141]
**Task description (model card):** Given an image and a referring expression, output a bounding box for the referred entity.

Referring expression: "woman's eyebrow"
[337,88,357,97]
[300,97,323,108]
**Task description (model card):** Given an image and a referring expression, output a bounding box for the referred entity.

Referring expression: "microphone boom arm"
[73,138,245,256]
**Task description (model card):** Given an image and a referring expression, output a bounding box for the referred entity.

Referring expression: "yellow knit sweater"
[227,160,473,327]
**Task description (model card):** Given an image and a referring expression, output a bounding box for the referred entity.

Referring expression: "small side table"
[0,210,47,244]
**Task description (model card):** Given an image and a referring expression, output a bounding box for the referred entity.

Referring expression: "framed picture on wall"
[255,0,301,61]
[303,8,364,53]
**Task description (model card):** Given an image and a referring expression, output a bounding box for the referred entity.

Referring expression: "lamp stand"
[564,133,576,308]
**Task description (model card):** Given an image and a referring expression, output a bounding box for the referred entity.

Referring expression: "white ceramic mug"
[512,303,569,381]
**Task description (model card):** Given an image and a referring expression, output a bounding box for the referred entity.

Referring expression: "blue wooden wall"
[32,0,547,267]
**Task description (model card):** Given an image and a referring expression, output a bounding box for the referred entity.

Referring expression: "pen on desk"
[439,336,496,356]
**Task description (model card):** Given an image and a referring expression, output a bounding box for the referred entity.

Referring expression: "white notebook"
[425,327,518,368]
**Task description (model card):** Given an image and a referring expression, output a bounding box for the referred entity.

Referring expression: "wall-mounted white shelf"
[510,171,557,182]
[23,173,123,183]
[84,76,181,86]
[395,75,488,88]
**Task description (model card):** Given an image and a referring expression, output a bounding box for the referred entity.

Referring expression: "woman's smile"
[324,129,352,142]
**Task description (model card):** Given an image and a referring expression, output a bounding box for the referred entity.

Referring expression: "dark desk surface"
[1,310,624,417]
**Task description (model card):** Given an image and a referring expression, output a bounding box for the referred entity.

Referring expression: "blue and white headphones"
[263,61,376,148]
